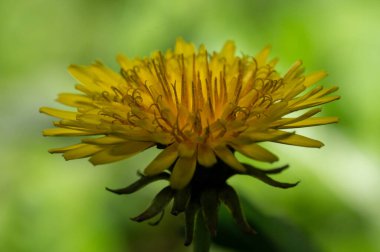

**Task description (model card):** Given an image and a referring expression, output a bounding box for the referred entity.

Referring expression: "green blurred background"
[1,0,380,251]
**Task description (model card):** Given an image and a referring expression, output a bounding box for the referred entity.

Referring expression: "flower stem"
[193,211,211,252]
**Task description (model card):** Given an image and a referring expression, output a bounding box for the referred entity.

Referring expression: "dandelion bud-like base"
[106,160,298,246]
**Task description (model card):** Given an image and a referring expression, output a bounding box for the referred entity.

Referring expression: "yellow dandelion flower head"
[40,38,339,190]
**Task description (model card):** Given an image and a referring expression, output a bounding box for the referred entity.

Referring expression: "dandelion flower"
[40,38,339,244]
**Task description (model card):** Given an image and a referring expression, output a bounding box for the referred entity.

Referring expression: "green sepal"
[243,163,299,188]
[219,185,256,235]
[171,186,191,216]
[184,199,200,246]
[200,188,220,237]
[106,172,170,195]
[130,186,174,222]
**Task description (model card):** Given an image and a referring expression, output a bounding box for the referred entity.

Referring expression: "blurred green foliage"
[1,0,380,251]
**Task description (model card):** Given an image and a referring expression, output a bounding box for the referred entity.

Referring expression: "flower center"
[96,53,285,145]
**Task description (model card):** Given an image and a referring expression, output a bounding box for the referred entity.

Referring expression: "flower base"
[106,160,298,246]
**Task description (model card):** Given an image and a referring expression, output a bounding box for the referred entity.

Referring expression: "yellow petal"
[275,134,324,148]
[174,37,195,57]
[255,45,271,66]
[271,108,322,128]
[197,144,217,167]
[63,144,103,160]
[220,40,236,64]
[279,117,339,129]
[213,145,246,172]
[76,114,103,125]
[239,129,294,143]
[178,142,196,157]
[82,136,126,145]
[230,142,278,163]
[291,95,340,111]
[303,71,327,87]
[170,154,197,190]
[144,143,179,176]
[75,84,91,95]
[40,107,77,120]
[42,128,97,136]
[290,86,323,105]
[284,60,304,80]
[92,61,124,87]
[110,141,154,156]
[116,54,136,70]
[238,88,259,107]
[262,100,289,121]
[91,141,153,165]
[68,65,97,88]
[52,119,101,131]
[313,86,339,99]
[69,62,123,91]
[112,125,174,144]
[57,93,92,107]
[48,143,86,153]
[284,84,306,100]
[89,147,129,165]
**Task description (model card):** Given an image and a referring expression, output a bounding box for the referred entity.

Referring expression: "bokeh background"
[1,0,380,251]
